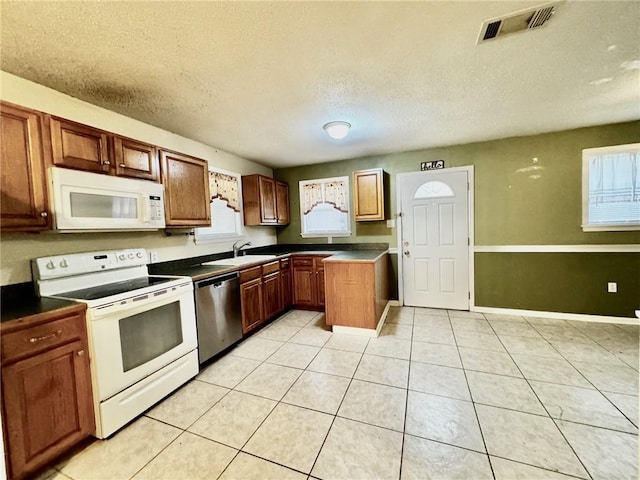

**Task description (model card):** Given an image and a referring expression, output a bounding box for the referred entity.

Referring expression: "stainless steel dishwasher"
[194,272,243,364]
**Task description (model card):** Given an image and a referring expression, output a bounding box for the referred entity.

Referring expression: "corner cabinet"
[160,150,211,227]
[292,255,329,310]
[353,168,386,221]
[241,175,290,226]
[0,102,51,231]
[1,304,95,480]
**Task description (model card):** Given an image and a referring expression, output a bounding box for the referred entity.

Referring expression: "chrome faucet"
[233,240,252,257]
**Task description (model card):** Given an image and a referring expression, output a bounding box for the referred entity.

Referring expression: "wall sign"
[421,160,445,171]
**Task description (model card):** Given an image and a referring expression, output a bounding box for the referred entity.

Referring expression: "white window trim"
[195,166,246,244]
[299,175,352,238]
[581,143,640,232]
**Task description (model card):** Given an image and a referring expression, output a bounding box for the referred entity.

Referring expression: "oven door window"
[119,301,183,372]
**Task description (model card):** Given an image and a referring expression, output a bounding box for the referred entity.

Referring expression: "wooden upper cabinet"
[113,137,159,181]
[50,117,110,173]
[276,181,290,225]
[160,150,210,227]
[242,174,289,226]
[0,102,51,231]
[353,168,385,221]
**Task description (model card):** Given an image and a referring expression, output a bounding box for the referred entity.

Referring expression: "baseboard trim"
[332,301,392,337]
[472,306,639,325]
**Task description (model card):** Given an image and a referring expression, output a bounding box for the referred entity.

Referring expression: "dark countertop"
[1,283,84,324]
[149,243,389,281]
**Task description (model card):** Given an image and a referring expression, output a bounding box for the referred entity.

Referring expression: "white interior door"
[399,169,470,310]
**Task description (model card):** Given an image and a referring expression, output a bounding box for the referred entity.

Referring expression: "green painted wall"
[275,121,640,246]
[475,253,640,318]
[275,121,640,317]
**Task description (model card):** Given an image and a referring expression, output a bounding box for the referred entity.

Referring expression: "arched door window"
[414,181,455,199]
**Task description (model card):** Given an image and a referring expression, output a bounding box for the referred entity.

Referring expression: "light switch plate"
[607,282,617,293]
[386,219,396,228]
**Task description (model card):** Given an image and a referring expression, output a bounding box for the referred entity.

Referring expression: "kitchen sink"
[202,254,277,266]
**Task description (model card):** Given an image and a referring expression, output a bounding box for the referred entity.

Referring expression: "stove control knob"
[60,259,68,268]
[46,260,55,270]
[128,253,134,259]
[119,254,126,261]
[136,252,143,258]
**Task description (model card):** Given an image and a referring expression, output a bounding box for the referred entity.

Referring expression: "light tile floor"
[47,307,639,480]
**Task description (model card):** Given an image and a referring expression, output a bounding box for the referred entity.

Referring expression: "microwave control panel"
[149,195,164,221]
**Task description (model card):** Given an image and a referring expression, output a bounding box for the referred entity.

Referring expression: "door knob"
[403,250,410,257]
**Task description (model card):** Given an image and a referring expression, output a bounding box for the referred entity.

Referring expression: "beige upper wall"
[0,72,276,285]
[275,121,640,246]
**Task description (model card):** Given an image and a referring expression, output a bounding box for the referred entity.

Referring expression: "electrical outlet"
[607,282,617,293]
[149,251,159,263]
[386,219,396,228]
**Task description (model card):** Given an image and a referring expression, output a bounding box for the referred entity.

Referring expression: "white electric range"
[33,248,198,438]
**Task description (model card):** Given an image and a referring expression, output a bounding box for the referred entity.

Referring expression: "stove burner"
[58,276,177,301]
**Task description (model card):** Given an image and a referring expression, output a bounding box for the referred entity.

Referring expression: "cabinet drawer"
[2,313,85,363]
[262,260,280,275]
[239,265,262,283]
[293,257,313,267]
[280,257,290,269]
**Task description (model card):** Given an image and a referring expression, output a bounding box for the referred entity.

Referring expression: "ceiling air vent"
[477,1,561,44]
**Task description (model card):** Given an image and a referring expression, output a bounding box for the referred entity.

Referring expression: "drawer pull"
[29,329,62,344]
[77,350,85,356]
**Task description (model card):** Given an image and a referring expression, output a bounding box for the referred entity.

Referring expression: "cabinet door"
[50,117,110,173]
[353,168,384,221]
[160,150,211,227]
[275,181,290,225]
[262,271,281,320]
[113,137,159,181]
[258,176,277,224]
[240,278,263,334]
[2,340,94,479]
[0,103,50,231]
[280,262,292,311]
[293,266,315,307]
[315,261,326,308]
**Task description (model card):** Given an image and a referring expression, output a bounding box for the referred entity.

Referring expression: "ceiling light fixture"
[323,121,351,140]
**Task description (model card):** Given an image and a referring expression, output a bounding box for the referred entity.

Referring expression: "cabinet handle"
[102,160,111,166]
[29,329,62,344]
[119,163,126,168]
[77,350,85,356]
[39,211,48,217]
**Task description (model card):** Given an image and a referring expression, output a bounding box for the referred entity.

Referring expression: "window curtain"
[324,180,348,212]
[302,179,348,214]
[302,183,324,214]
[589,151,639,205]
[209,171,240,212]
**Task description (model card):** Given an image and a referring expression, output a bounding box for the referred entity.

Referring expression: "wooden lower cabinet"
[1,305,94,480]
[324,253,389,329]
[262,271,281,319]
[280,258,293,310]
[292,255,328,310]
[240,276,263,335]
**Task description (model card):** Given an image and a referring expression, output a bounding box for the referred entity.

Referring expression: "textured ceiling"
[1,1,639,168]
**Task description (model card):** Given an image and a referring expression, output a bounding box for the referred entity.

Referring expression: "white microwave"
[50,167,166,231]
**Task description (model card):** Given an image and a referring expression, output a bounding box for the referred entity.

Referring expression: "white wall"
[0,72,277,285]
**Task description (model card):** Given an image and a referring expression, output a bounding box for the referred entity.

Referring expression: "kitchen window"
[195,167,245,243]
[300,176,351,238]
[582,143,640,231]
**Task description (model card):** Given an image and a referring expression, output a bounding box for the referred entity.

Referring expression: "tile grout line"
[450,311,497,480]
[491,316,595,480]
[525,318,640,428]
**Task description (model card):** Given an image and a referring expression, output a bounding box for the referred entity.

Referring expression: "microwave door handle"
[142,196,150,223]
